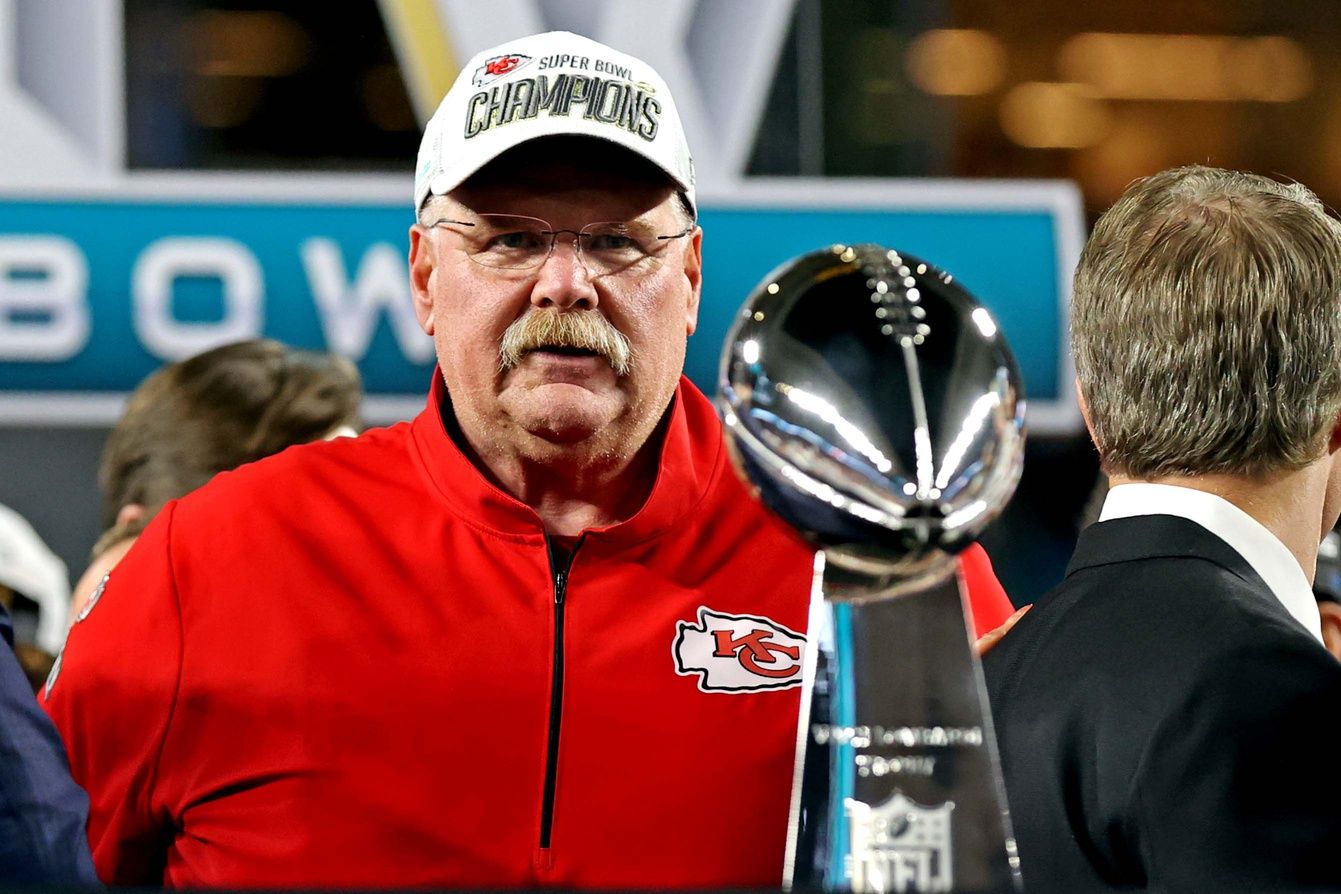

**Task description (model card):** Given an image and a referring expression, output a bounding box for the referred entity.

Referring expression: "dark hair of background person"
[95,339,362,557]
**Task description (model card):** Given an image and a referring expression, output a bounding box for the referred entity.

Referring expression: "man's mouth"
[529,344,602,359]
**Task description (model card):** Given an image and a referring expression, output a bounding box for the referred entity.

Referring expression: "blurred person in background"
[0,502,70,692]
[44,32,1015,888]
[984,166,1341,892]
[0,505,96,885]
[70,338,363,618]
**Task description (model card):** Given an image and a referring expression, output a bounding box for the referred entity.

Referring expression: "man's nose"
[530,234,598,311]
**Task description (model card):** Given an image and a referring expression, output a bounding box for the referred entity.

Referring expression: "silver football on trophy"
[718,244,1025,588]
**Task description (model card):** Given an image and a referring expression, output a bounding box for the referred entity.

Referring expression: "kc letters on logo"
[672,606,806,693]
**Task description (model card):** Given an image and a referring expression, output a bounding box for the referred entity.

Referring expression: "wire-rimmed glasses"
[426,213,694,276]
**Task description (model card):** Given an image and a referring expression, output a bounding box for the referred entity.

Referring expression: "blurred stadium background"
[2,0,1335,604]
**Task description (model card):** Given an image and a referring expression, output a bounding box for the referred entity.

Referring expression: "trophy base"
[785,558,1021,894]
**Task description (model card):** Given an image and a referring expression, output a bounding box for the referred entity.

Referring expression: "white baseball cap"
[0,502,70,654]
[414,31,695,214]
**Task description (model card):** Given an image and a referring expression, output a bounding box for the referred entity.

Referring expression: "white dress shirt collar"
[1099,482,1323,644]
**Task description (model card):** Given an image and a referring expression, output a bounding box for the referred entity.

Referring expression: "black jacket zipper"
[539,535,583,851]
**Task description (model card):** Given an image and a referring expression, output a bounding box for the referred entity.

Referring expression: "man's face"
[408,152,702,468]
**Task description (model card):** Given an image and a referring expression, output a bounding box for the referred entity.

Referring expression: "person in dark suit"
[984,165,1341,893]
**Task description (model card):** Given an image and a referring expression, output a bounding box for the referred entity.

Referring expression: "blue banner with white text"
[0,194,1071,426]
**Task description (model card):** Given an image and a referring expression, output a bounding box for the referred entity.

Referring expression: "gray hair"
[1073,165,1341,478]
[417,194,451,228]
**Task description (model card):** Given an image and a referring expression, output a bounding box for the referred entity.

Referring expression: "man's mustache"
[499,309,632,376]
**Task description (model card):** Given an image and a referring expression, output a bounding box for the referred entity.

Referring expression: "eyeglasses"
[426,213,694,276]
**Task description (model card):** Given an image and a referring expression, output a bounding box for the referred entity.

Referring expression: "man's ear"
[683,227,703,337]
[408,225,436,337]
[1319,600,1341,661]
[115,504,146,529]
[1328,406,1341,455]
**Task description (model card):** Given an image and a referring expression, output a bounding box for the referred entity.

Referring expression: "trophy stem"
[784,552,1022,894]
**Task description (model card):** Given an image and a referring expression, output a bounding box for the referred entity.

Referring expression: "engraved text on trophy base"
[810,724,985,748]
[855,755,937,777]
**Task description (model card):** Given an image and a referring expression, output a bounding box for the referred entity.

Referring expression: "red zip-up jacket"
[43,375,1013,888]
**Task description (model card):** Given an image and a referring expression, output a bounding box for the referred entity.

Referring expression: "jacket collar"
[409,372,726,545]
[1098,483,1322,642]
[1067,513,1286,616]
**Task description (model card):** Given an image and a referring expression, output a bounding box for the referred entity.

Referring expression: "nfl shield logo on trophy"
[845,792,955,893]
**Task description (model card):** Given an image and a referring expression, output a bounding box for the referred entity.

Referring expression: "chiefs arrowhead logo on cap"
[472,53,533,87]
[673,606,807,693]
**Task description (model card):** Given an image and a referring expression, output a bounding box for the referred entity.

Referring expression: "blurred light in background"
[999,83,1111,149]
[184,11,310,129]
[906,29,1007,97]
[188,11,310,78]
[1058,33,1312,103]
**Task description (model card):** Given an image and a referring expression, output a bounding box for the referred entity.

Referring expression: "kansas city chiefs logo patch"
[471,53,533,86]
[673,606,807,693]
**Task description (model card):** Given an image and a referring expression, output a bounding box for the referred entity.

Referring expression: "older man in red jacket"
[44,30,1015,889]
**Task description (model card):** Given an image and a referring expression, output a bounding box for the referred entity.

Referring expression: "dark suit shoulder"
[982,515,1341,892]
[984,521,1324,790]
[986,516,1316,710]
